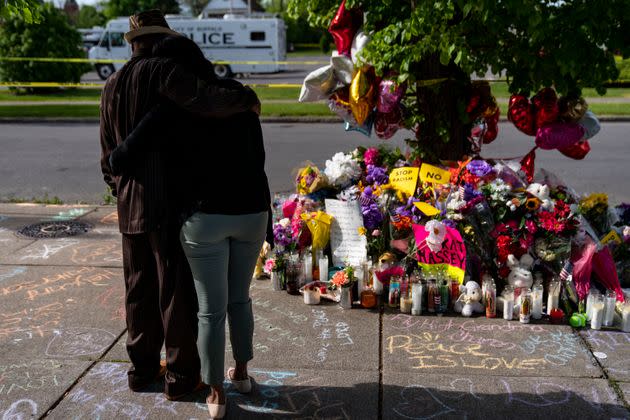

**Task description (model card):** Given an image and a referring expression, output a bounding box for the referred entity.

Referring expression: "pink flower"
[372,229,381,237]
[331,270,350,288]
[264,259,275,274]
[525,219,537,234]
[364,147,379,166]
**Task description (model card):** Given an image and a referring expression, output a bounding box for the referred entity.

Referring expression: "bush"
[0,3,89,92]
[616,57,630,81]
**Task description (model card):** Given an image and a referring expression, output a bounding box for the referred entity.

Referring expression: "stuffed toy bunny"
[454,281,484,317]
[526,183,554,211]
[499,253,535,316]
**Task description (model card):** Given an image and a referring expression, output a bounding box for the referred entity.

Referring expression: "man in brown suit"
[99,10,260,399]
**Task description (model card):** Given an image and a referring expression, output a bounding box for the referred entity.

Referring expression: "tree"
[76,5,106,28]
[103,0,179,20]
[288,0,630,162]
[0,3,89,91]
[180,0,207,17]
[0,0,41,23]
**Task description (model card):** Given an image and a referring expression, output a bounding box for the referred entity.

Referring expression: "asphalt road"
[0,122,628,204]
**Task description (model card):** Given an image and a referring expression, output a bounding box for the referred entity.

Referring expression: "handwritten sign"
[324,199,367,267]
[389,167,419,196]
[412,224,466,283]
[419,163,451,184]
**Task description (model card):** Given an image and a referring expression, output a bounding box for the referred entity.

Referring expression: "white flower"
[623,226,630,241]
[425,220,446,253]
[324,152,362,188]
[447,197,466,212]
[278,218,291,228]
[337,185,360,201]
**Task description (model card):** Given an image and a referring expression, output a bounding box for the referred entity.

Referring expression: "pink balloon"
[535,121,585,150]
[377,80,406,113]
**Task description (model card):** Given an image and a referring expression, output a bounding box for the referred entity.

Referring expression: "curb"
[1,116,630,124]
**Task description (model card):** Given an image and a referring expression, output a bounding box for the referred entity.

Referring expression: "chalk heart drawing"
[71,242,122,265]
[1,399,38,419]
[45,327,116,358]
[394,379,478,419]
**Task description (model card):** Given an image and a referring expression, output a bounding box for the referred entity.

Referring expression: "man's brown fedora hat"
[124,9,181,43]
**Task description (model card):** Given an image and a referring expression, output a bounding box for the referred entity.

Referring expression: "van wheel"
[213,64,232,79]
[96,64,115,80]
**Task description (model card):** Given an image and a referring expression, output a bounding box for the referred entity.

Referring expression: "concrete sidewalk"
[0,203,628,419]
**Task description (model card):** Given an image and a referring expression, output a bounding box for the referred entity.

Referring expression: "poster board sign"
[412,224,466,283]
[389,167,420,196]
[419,163,451,184]
[325,199,368,267]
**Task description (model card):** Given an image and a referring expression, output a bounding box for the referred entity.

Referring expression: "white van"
[89,15,286,80]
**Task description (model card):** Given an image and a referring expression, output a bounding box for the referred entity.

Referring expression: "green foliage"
[103,0,180,20]
[0,0,41,23]
[76,5,106,28]
[288,0,630,160]
[180,0,207,17]
[0,4,89,91]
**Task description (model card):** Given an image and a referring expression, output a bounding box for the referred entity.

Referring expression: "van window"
[250,31,265,41]
[110,32,125,47]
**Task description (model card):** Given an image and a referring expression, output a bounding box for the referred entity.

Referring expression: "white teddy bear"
[454,281,485,317]
[526,183,554,211]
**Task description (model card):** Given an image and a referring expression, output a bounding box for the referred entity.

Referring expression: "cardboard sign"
[601,230,622,245]
[419,163,451,184]
[389,167,419,196]
[412,223,466,283]
[413,202,440,216]
[324,199,368,267]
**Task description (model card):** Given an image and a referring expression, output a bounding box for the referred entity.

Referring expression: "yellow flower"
[357,227,367,236]
[525,197,540,211]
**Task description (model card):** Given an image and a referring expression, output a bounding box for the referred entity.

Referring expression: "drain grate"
[17,221,92,239]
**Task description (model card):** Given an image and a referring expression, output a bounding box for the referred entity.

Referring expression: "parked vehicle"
[88,15,286,80]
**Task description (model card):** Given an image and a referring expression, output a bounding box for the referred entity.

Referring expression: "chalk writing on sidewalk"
[19,238,80,261]
[99,211,118,225]
[0,360,62,396]
[45,327,116,358]
[0,302,64,341]
[1,399,38,419]
[70,242,122,265]
[1,267,117,301]
[0,267,27,283]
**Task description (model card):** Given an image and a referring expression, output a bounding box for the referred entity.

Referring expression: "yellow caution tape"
[0,81,302,89]
[0,57,328,65]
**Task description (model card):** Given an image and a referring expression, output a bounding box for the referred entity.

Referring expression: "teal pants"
[180,211,267,386]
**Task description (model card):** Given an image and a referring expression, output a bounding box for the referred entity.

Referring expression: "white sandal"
[227,367,252,394]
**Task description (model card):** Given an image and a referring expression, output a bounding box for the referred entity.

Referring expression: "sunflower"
[525,197,541,211]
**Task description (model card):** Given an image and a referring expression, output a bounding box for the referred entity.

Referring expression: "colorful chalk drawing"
[0,301,64,341]
[45,327,117,358]
[70,242,123,265]
[0,399,38,419]
[1,267,117,301]
[0,267,27,283]
[19,238,80,261]
[0,360,62,396]
[99,211,118,225]
[52,208,88,221]
[392,377,625,419]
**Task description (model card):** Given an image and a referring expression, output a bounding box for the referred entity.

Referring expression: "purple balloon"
[535,121,585,150]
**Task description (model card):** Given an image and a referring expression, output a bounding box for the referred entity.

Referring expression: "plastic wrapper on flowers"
[301,211,333,250]
[295,163,328,195]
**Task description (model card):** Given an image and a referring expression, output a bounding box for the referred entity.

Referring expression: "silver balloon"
[299,65,344,102]
[331,54,355,85]
[578,110,601,140]
[351,30,370,64]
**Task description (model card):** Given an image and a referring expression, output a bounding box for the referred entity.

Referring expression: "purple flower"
[273,223,294,247]
[362,203,384,230]
[463,183,483,201]
[466,160,493,177]
[442,218,457,229]
[366,165,389,186]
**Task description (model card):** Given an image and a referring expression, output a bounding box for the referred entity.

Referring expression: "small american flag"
[359,195,372,207]
[390,214,401,223]
[559,261,573,281]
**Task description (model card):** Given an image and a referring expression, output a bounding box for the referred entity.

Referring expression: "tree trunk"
[411,54,472,162]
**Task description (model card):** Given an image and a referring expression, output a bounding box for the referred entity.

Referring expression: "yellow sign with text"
[419,163,451,184]
[413,202,440,216]
[389,167,420,196]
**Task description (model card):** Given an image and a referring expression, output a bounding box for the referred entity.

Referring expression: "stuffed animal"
[454,281,484,317]
[526,183,554,211]
[253,241,272,279]
[501,253,534,316]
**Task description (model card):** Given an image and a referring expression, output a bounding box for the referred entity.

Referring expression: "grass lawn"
[0,88,102,101]
[488,82,630,98]
[0,102,331,118]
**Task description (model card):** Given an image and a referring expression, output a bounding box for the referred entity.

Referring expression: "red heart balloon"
[508,95,536,136]
[482,108,500,144]
[328,0,363,57]
[535,121,584,150]
[558,141,591,160]
[375,107,403,139]
[532,87,559,127]
[520,148,537,183]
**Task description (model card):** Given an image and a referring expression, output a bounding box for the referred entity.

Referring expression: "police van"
[88,15,286,80]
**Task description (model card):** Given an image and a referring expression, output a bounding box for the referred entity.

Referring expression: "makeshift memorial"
[454,281,484,317]
[330,265,356,309]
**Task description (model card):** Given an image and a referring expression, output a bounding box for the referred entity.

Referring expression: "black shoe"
[128,362,167,392]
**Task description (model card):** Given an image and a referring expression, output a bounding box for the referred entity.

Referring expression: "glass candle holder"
[590,295,605,330]
[318,255,329,283]
[519,288,532,324]
[485,280,496,318]
[547,280,560,315]
[603,290,616,327]
[411,281,423,316]
[621,302,630,333]
[586,289,600,322]
[531,282,544,320]
[503,285,514,320]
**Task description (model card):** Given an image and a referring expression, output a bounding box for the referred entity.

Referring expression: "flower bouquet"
[329,266,356,309]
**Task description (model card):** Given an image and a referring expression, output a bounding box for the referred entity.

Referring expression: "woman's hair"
[152,35,216,82]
